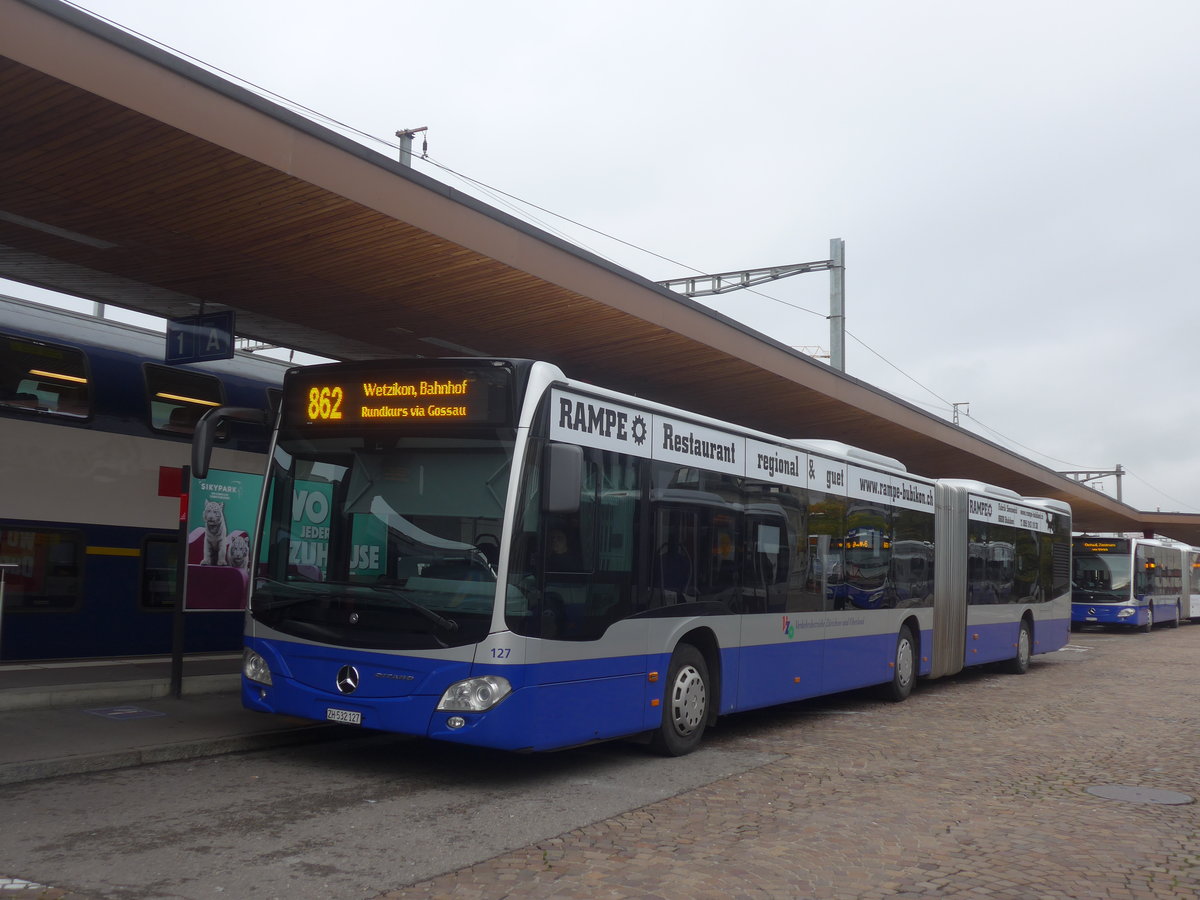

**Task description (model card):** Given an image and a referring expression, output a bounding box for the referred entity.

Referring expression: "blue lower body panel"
[243,637,658,752]
[242,637,467,740]
[964,621,1023,666]
[1072,603,1146,628]
[963,616,1070,665]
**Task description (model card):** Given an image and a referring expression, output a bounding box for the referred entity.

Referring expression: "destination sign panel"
[286,365,512,427]
[1074,538,1130,554]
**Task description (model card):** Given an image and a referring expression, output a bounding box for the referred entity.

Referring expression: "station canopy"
[3,0,1198,544]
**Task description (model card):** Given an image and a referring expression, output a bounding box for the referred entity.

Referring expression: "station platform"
[0,654,338,786]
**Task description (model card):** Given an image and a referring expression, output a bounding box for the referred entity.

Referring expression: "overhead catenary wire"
[959,416,1198,512]
[1124,470,1200,514]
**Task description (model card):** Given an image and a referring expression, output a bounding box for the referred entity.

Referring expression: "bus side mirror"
[542,443,582,514]
[192,406,271,478]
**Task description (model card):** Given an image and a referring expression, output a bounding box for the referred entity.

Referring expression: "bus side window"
[652,507,697,604]
[545,520,585,572]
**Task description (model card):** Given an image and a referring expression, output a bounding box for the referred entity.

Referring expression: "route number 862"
[307,385,344,421]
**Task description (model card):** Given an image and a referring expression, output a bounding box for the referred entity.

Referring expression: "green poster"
[290,481,332,578]
[185,468,263,611]
[288,480,386,581]
[351,514,387,579]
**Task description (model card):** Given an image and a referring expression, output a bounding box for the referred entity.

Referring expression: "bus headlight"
[438,675,512,712]
[1117,608,1135,618]
[243,648,273,686]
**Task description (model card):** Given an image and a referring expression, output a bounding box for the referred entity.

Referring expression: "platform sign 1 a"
[165,311,235,364]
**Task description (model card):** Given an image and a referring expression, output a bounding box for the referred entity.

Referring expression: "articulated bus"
[1185,547,1200,622]
[1071,536,1186,631]
[0,296,288,660]
[203,358,1071,755]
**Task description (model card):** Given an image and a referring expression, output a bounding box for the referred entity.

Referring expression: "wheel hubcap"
[670,665,706,735]
[896,639,913,686]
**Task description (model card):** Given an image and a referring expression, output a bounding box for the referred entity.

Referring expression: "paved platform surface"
[0,654,335,786]
[3,627,1200,898]
[376,626,1200,900]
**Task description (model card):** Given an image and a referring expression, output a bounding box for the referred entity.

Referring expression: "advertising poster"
[289,480,332,579]
[185,468,263,611]
[289,480,387,581]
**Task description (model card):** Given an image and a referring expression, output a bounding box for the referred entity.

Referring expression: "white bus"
[1186,547,1200,621]
[1072,536,1186,631]
[196,358,1072,755]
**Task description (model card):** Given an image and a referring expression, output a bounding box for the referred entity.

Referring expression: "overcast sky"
[15,0,1200,513]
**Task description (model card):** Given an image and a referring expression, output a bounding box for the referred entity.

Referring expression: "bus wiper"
[254,578,458,633]
[369,584,460,633]
[251,582,343,611]
[253,594,328,611]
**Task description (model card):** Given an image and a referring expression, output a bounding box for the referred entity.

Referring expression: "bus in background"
[1071,536,1185,632]
[0,295,289,660]
[212,358,1072,756]
[1186,547,1200,622]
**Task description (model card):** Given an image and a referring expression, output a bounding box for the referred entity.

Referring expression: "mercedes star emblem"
[336,665,360,695]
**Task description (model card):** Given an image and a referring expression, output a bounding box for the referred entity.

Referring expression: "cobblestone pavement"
[378,627,1200,899]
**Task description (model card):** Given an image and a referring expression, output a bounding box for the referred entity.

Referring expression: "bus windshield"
[252,433,515,650]
[1072,553,1131,601]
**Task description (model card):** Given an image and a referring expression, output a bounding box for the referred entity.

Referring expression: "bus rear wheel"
[881,625,915,702]
[1005,620,1032,675]
[651,644,709,757]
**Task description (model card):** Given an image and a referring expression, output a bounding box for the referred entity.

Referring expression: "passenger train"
[0,295,289,660]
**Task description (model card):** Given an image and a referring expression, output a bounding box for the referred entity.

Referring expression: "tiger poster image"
[185,468,263,611]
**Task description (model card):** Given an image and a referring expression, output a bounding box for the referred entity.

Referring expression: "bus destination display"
[288,366,511,427]
[1075,538,1129,554]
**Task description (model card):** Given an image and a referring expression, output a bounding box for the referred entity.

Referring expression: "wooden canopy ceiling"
[2,0,1196,544]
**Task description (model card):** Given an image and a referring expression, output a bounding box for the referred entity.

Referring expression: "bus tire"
[1141,607,1153,633]
[1170,604,1181,628]
[651,643,709,757]
[881,624,916,702]
[1005,619,1032,675]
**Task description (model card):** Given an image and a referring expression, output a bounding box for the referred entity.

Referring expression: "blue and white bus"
[1184,547,1200,623]
[0,295,289,660]
[211,358,1072,755]
[1071,536,1185,631]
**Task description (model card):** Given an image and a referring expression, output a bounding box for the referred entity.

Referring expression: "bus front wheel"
[1141,607,1153,633]
[651,644,709,757]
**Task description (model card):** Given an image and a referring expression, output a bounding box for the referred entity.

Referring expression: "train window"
[0,527,83,611]
[144,363,225,436]
[0,333,91,419]
[141,536,178,610]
